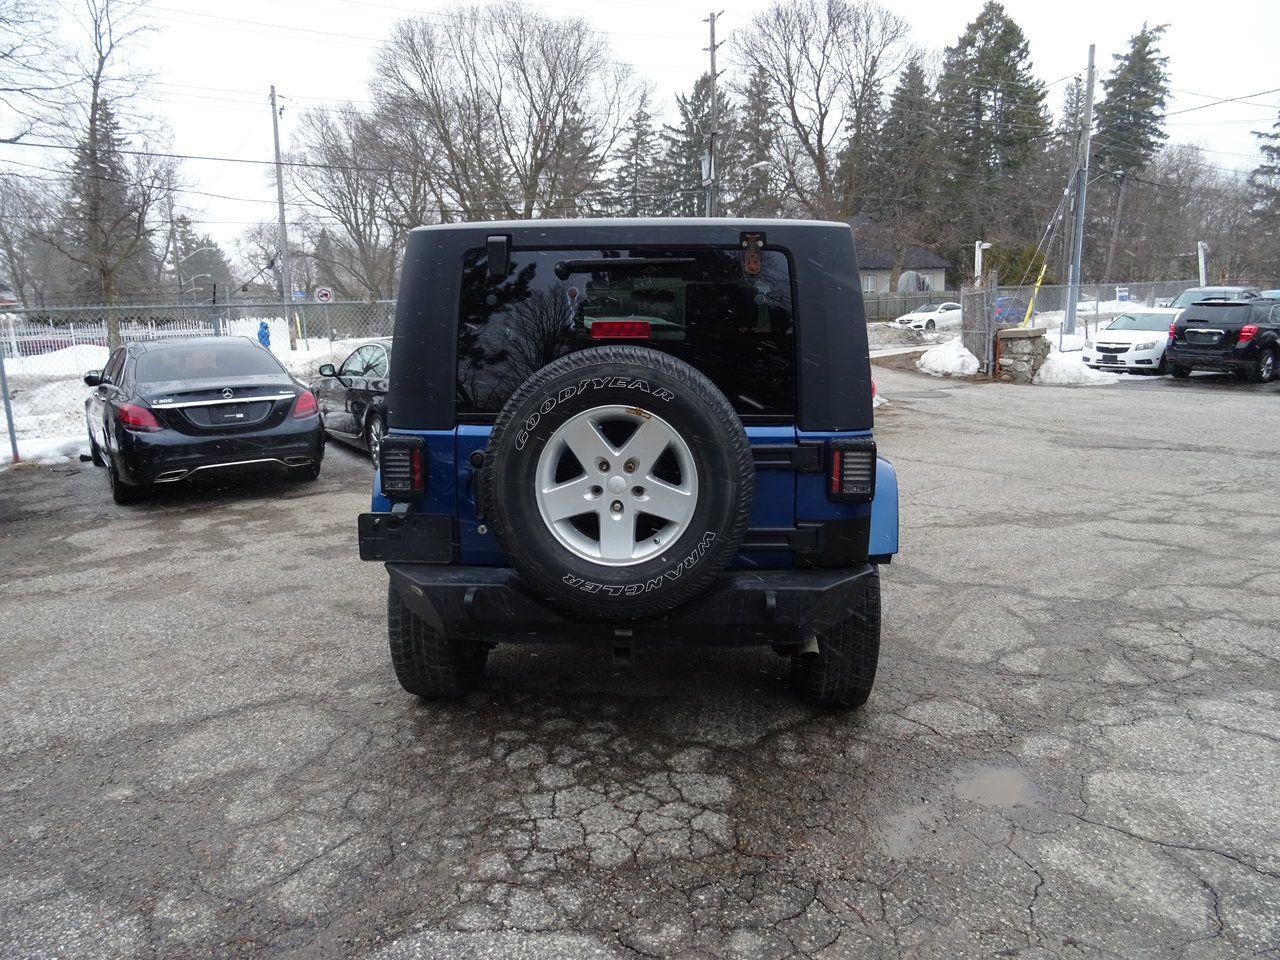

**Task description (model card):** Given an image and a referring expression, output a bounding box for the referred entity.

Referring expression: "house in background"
[847,217,950,295]
[0,278,19,309]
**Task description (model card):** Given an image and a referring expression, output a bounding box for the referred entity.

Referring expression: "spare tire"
[482,345,753,620]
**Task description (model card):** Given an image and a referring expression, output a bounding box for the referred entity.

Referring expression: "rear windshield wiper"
[554,257,695,280]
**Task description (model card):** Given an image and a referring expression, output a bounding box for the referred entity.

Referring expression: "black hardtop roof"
[408,217,848,241]
[391,217,872,431]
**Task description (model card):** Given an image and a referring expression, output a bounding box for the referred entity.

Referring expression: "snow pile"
[274,338,367,379]
[3,344,110,382]
[0,435,88,468]
[1034,347,1121,386]
[917,337,979,378]
[867,323,925,348]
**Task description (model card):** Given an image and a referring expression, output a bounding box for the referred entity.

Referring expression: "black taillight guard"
[828,438,876,502]
[380,435,426,500]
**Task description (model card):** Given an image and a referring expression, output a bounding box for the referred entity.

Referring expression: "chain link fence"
[0,301,394,464]
[3,278,1278,461]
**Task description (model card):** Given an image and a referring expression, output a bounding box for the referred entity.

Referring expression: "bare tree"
[372,2,638,220]
[733,0,907,218]
[39,0,168,343]
[289,104,416,298]
[0,0,71,142]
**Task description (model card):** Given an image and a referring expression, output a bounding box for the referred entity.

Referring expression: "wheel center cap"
[607,475,627,494]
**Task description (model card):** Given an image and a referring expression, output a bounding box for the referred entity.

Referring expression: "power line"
[1166,86,1280,116]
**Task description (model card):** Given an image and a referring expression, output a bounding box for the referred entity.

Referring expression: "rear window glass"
[135,342,285,382]
[1181,304,1251,325]
[456,247,795,417]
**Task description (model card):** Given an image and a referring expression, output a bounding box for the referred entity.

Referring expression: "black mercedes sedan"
[84,337,324,504]
[313,338,391,463]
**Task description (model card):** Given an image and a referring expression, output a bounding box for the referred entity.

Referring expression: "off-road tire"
[1169,364,1192,379]
[482,345,754,620]
[387,583,488,699]
[790,572,881,709]
[1250,347,1277,384]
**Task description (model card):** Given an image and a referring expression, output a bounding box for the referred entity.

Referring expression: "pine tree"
[935,1,1048,269]
[611,92,662,217]
[170,214,232,299]
[1093,24,1170,279]
[836,77,884,218]
[63,98,153,306]
[656,74,740,217]
[863,59,940,283]
[732,68,779,217]
[1250,110,1280,273]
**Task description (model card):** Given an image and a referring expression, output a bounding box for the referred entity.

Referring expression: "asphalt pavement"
[1,368,1278,959]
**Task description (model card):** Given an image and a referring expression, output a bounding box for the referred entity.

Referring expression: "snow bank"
[0,434,88,468]
[1034,348,1121,386]
[3,344,110,382]
[917,337,979,378]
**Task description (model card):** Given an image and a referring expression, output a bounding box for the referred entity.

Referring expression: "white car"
[894,301,961,332]
[1082,307,1180,374]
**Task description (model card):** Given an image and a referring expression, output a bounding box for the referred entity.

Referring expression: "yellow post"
[1022,262,1048,327]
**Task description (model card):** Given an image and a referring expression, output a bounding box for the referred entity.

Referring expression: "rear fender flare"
[869,457,899,558]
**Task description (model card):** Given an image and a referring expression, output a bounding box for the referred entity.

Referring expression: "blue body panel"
[373,424,900,566]
[869,457,899,558]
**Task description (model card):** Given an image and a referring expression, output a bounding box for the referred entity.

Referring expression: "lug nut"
[631,485,645,498]
[623,458,638,473]
[588,485,602,497]
[611,500,624,513]
[597,459,610,472]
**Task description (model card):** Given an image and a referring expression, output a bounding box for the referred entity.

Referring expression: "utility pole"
[1196,240,1209,286]
[270,85,297,348]
[1063,44,1095,337]
[703,11,723,217]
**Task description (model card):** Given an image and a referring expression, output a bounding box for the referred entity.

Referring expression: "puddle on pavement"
[953,764,1038,810]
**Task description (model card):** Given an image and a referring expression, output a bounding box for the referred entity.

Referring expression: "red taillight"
[1238,324,1258,344]
[117,403,163,432]
[291,389,318,418]
[409,447,424,490]
[1168,322,1176,344]
[591,320,651,340]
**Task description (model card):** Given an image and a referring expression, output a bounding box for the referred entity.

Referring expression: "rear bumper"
[1166,343,1257,372]
[115,416,324,484]
[387,563,878,646]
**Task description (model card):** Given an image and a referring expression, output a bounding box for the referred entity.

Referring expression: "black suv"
[1167,298,1280,382]
[358,220,899,708]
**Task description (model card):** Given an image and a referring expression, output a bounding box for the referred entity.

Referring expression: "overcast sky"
[31,0,1280,269]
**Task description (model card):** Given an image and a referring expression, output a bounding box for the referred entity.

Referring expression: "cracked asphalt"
[2,366,1279,959]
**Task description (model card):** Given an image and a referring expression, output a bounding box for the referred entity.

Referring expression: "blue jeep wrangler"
[359,219,899,707]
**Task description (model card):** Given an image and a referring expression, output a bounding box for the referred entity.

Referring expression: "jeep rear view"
[359,219,899,708]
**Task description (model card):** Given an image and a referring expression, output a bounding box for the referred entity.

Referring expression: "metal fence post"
[0,351,19,463]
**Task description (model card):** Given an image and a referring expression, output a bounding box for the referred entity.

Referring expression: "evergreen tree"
[1093,23,1170,279]
[656,74,741,217]
[732,68,780,217]
[935,1,1048,269]
[611,92,663,217]
[170,214,232,300]
[863,59,940,284]
[63,98,154,304]
[1249,110,1280,273]
[835,77,884,218]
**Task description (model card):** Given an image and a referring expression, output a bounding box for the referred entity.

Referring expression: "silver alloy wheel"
[368,416,384,464]
[534,404,699,566]
[1262,351,1276,382]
